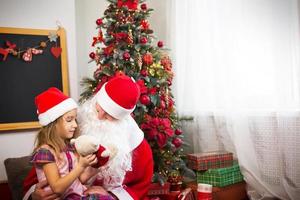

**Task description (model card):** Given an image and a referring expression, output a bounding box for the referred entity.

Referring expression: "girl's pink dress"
[31,144,113,200]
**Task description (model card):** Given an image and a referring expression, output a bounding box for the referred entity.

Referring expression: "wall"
[0,0,78,181]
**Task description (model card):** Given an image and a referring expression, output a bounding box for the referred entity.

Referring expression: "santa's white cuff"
[110,186,133,200]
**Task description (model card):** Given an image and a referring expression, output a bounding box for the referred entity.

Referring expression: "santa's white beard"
[77,97,132,190]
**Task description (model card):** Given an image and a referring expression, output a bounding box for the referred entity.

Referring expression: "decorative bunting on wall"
[0,29,61,62]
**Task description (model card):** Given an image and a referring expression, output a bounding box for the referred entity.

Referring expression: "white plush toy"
[70,135,117,167]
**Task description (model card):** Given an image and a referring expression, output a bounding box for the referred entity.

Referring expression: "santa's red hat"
[35,87,78,126]
[96,75,140,119]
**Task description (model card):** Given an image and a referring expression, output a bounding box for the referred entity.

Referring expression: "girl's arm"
[79,166,99,184]
[43,154,97,195]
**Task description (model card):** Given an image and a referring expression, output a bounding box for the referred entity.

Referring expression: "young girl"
[31,87,113,200]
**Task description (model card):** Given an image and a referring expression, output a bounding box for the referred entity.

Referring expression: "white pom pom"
[101,149,111,157]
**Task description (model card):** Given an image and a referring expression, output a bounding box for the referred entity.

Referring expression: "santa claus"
[23,75,154,200]
[78,75,154,199]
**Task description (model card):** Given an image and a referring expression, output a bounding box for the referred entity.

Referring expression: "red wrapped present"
[148,182,170,196]
[187,151,233,171]
[159,191,180,200]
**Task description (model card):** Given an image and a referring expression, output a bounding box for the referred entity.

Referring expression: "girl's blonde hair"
[33,117,67,159]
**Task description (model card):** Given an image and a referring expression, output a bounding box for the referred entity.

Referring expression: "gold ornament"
[156,69,164,77]
[40,41,47,48]
[148,68,156,76]
[152,62,162,69]
[12,51,18,56]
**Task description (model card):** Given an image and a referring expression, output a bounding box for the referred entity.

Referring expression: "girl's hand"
[78,154,98,168]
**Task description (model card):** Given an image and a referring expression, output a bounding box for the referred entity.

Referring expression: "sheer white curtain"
[170,0,300,199]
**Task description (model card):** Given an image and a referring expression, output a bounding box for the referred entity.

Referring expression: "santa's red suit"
[108,138,153,200]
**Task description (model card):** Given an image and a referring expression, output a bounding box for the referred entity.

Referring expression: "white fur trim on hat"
[96,83,135,120]
[38,98,78,126]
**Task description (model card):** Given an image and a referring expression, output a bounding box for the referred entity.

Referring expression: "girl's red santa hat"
[35,87,78,126]
[96,75,140,120]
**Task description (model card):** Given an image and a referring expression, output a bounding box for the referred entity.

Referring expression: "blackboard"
[0,27,70,131]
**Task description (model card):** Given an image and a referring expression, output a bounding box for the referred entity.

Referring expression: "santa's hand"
[94,145,110,168]
[94,144,118,168]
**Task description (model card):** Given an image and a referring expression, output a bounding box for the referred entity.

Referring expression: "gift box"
[148,182,170,195]
[196,161,244,187]
[187,151,233,171]
[159,191,180,200]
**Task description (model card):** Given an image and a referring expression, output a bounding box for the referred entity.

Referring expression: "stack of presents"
[187,151,246,199]
[147,151,245,200]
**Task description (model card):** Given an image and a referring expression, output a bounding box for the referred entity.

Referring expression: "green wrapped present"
[196,161,244,187]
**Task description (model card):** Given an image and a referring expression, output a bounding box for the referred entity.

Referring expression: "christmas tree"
[80,0,189,184]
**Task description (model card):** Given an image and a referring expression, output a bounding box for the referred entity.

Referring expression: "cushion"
[4,156,32,200]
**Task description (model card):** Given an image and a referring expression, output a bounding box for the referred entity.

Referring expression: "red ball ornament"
[89,52,96,59]
[160,100,166,109]
[123,52,131,60]
[157,41,164,48]
[140,69,148,77]
[172,138,182,148]
[140,94,151,105]
[140,37,148,44]
[141,3,147,10]
[175,129,183,135]
[96,18,103,26]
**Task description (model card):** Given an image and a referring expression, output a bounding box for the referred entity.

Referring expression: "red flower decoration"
[140,20,150,30]
[157,133,167,148]
[92,31,104,46]
[114,32,128,41]
[103,45,114,56]
[143,53,153,65]
[147,129,158,140]
[161,56,172,71]
[117,0,138,10]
